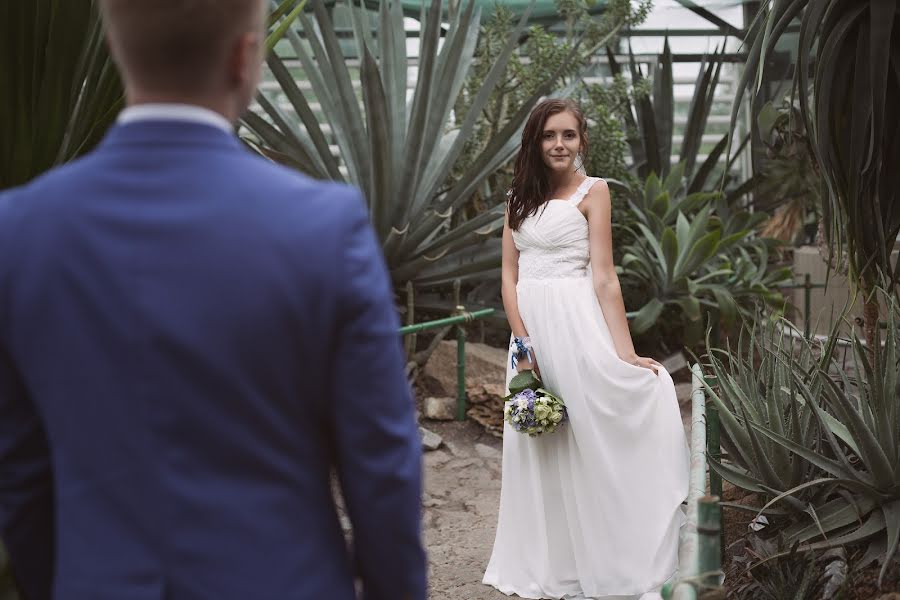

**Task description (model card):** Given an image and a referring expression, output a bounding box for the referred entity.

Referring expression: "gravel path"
[421,420,510,600]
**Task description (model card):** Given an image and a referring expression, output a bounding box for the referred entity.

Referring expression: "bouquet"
[503,369,568,437]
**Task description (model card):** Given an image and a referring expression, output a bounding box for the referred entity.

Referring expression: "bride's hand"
[624,354,662,375]
[517,354,541,378]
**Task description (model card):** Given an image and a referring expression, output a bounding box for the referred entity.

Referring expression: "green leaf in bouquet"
[507,369,542,396]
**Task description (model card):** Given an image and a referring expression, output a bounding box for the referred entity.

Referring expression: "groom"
[0,1,425,599]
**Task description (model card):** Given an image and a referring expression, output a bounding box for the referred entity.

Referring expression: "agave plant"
[616,168,791,344]
[244,0,583,287]
[703,289,900,586]
[732,0,900,345]
[604,38,748,192]
[729,539,848,600]
[703,322,833,509]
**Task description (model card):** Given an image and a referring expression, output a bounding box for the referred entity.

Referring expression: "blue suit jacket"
[0,121,425,600]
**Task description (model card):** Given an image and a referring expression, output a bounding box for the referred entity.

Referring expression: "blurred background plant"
[732,0,900,348]
[754,100,821,246]
[1,0,123,191]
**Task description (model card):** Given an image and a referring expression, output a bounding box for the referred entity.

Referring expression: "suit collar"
[117,103,234,134]
[98,120,243,152]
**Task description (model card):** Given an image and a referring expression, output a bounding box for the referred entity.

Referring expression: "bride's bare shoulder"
[582,177,610,207]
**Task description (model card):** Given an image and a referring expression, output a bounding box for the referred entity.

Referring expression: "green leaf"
[880,499,900,587]
[265,0,308,53]
[821,374,895,491]
[652,37,674,175]
[630,298,665,334]
[783,495,877,544]
[709,285,737,328]
[748,421,866,485]
[708,457,765,493]
[676,296,701,321]
[508,369,542,395]
[660,227,678,282]
[674,229,720,281]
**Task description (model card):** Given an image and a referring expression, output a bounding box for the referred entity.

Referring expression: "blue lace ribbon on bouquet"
[510,336,534,370]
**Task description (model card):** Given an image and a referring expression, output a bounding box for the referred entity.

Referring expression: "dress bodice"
[513,176,599,280]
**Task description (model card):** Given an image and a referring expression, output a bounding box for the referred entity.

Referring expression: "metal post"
[804,273,812,339]
[455,305,467,422]
[697,495,722,587]
[666,364,710,600]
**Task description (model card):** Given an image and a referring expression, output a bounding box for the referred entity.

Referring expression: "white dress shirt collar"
[117,103,233,134]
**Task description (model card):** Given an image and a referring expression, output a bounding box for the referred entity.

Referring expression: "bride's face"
[540,111,582,173]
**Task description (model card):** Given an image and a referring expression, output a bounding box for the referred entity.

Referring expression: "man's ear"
[227,32,253,85]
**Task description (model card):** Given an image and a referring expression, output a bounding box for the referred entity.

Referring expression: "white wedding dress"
[483,177,690,600]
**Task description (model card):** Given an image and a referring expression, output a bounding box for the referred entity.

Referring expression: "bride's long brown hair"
[507,98,588,231]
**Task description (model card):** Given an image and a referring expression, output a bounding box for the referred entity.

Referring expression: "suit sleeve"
[0,347,55,600]
[328,190,425,600]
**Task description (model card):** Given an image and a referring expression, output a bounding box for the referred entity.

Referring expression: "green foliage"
[755,99,822,244]
[0,0,305,192]
[452,0,651,197]
[617,169,791,348]
[580,74,634,187]
[602,38,730,185]
[729,541,849,600]
[0,0,123,190]
[733,0,900,292]
[704,289,900,587]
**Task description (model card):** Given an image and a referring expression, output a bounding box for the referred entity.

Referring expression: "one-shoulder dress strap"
[569,176,600,207]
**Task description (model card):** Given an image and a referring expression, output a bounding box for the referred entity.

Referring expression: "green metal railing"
[399,306,495,421]
[780,274,828,339]
[662,364,724,600]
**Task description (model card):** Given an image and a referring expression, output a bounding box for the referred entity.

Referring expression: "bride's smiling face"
[540,111,582,173]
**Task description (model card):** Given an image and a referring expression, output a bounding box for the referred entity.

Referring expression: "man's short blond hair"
[100,0,265,93]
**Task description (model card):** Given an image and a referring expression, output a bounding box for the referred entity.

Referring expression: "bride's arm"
[584,180,660,373]
[501,211,535,371]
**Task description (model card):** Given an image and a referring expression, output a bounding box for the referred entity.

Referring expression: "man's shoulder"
[0,155,95,221]
[238,154,367,223]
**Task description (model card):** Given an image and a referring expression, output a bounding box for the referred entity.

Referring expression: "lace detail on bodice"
[513,177,600,281]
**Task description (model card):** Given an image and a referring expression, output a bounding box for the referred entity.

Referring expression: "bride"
[482,98,690,600]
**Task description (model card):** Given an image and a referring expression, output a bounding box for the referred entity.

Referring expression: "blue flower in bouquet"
[503,372,567,437]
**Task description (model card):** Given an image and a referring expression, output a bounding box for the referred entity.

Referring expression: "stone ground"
[419,378,694,600]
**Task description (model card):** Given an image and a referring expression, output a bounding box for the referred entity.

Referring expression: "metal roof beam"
[672,0,745,40]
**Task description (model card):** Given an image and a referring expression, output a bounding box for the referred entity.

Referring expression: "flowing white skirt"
[483,275,690,600]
